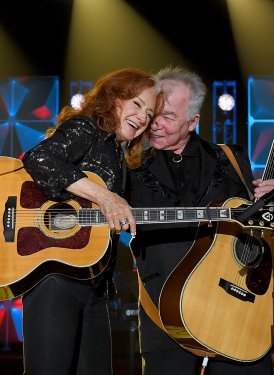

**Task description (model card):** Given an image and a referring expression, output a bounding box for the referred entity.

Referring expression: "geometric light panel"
[247,76,274,173]
[0,76,59,347]
[0,76,59,158]
[249,123,274,168]
[0,298,23,345]
[248,77,274,120]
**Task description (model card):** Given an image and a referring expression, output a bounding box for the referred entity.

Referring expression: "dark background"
[2,0,272,144]
[0,0,239,78]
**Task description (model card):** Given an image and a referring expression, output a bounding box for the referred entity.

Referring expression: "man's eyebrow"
[162,110,176,117]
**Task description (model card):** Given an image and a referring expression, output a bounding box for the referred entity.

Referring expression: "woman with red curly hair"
[21,67,162,375]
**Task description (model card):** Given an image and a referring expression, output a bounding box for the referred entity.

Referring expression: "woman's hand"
[66,177,136,235]
[96,190,136,234]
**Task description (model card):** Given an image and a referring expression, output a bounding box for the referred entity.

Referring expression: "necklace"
[172,154,183,163]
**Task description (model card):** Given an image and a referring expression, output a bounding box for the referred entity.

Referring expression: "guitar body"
[0,157,110,299]
[159,197,274,362]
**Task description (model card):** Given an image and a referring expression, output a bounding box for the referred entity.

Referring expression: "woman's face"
[115,87,157,143]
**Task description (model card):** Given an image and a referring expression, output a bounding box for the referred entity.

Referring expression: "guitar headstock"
[234,204,274,230]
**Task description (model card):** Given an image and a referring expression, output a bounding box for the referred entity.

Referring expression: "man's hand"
[253,178,274,199]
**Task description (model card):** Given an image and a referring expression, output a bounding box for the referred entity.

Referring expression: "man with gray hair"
[127,66,274,375]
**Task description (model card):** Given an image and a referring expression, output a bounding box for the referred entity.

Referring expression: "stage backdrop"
[0,75,273,347]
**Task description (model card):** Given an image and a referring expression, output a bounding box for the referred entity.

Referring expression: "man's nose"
[151,118,161,129]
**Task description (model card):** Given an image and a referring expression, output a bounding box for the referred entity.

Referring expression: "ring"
[120,219,128,225]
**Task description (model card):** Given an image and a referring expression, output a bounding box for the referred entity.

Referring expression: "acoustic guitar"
[159,140,274,362]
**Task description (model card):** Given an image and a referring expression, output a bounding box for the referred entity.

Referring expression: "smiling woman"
[17,67,163,375]
[115,86,158,143]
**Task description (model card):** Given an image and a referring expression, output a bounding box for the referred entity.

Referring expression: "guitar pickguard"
[17,227,91,255]
[233,231,272,295]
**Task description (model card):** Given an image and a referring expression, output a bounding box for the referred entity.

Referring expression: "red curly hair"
[47,68,163,168]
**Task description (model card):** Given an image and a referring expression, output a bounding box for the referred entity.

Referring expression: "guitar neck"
[79,206,232,225]
[261,139,274,181]
[132,207,232,224]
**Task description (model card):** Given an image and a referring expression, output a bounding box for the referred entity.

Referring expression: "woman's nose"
[137,110,147,123]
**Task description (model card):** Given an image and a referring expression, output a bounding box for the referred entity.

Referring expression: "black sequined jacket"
[22,115,123,298]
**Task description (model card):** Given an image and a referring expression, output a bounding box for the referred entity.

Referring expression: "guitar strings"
[234,141,274,288]
[10,207,250,227]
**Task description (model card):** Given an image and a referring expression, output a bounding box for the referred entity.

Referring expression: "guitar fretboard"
[132,207,231,223]
[262,139,274,181]
[78,207,232,225]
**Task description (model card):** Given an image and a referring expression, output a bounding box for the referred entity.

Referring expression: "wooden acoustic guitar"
[0,156,273,311]
[159,140,274,362]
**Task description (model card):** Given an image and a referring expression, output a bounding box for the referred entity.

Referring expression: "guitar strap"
[218,143,254,201]
[136,143,254,358]
[137,269,166,331]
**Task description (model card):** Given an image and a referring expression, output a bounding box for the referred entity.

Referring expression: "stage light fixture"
[212,80,237,144]
[218,93,235,111]
[70,93,84,109]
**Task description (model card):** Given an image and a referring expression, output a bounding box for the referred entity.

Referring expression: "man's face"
[149,80,198,153]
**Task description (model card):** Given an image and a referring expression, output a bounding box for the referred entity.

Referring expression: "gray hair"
[154,66,207,119]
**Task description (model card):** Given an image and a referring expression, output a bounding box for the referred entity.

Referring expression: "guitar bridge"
[3,196,17,242]
[219,278,255,303]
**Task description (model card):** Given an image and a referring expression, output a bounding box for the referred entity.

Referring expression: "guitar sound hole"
[44,203,77,231]
[233,233,264,269]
